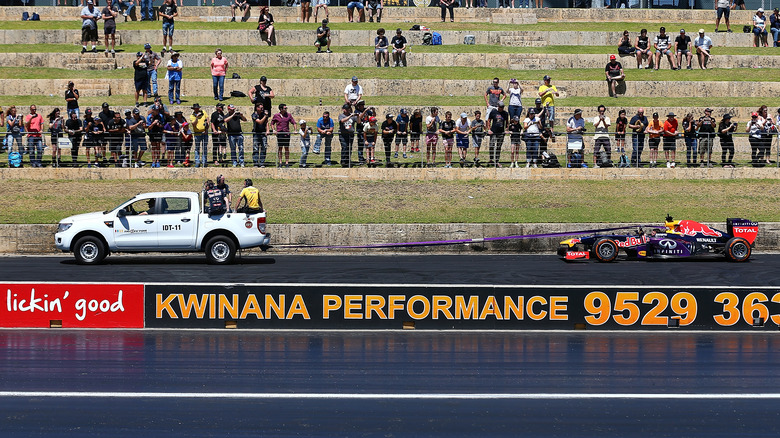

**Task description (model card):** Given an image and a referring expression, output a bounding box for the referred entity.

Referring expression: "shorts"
[657,48,672,56]
[547,106,556,124]
[615,133,625,141]
[367,2,382,9]
[316,37,328,46]
[162,22,175,36]
[677,49,689,55]
[347,0,364,9]
[166,141,178,151]
[593,137,611,153]
[131,136,147,151]
[456,135,468,149]
[83,137,97,149]
[395,134,408,145]
[410,132,420,142]
[109,139,122,153]
[425,133,438,146]
[375,48,388,54]
[472,135,484,148]
[442,137,454,147]
[662,136,676,151]
[82,26,98,42]
[149,132,163,143]
[104,24,116,35]
[648,137,660,149]
[716,7,729,20]
[315,0,328,5]
[135,79,147,92]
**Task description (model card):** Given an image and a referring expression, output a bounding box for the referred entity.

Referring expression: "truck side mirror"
[117,209,126,218]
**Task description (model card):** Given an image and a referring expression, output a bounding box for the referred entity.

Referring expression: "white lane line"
[1,392,779,400]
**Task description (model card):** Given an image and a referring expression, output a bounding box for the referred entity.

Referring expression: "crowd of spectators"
[617,28,713,70]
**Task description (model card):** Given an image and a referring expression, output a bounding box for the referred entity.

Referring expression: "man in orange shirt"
[645,112,663,168]
[24,105,45,168]
[662,112,679,168]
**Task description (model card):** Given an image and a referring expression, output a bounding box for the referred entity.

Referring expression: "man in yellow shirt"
[235,179,263,214]
[189,103,209,168]
[537,75,560,133]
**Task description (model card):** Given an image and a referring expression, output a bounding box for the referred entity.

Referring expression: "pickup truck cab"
[55,191,270,265]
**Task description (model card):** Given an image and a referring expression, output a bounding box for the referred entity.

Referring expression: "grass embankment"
[6,179,779,225]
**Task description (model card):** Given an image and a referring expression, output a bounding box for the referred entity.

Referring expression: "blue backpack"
[8,151,22,168]
[431,32,442,46]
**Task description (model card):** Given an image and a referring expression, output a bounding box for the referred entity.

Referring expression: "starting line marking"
[1,392,780,400]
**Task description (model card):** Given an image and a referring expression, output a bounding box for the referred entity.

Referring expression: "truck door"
[114,197,159,249]
[156,196,198,249]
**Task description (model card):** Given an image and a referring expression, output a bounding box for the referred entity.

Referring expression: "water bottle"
[319,98,322,106]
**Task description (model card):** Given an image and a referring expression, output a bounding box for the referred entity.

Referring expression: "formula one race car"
[558,216,758,262]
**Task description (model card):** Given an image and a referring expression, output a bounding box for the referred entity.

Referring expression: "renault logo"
[659,239,677,249]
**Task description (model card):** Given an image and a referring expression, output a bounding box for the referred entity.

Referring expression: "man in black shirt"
[605,55,624,98]
[674,29,693,70]
[248,75,274,115]
[628,108,648,167]
[210,103,227,165]
[224,104,247,167]
[380,113,397,166]
[696,107,716,166]
[251,103,269,167]
[391,28,408,67]
[159,0,178,54]
[106,111,126,166]
[315,19,331,53]
[65,81,80,118]
[486,101,509,166]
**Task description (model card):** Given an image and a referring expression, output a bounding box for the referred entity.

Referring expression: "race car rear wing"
[727,218,759,245]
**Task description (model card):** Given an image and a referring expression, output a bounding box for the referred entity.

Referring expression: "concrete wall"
[5,222,780,254]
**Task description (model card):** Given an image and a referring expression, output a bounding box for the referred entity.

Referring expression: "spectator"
[65,111,83,167]
[718,114,736,167]
[298,120,312,167]
[484,77,505,121]
[674,29,693,70]
[65,82,80,118]
[313,0,329,22]
[615,109,627,161]
[771,8,780,46]
[315,19,332,53]
[210,103,227,166]
[394,109,410,158]
[143,43,162,99]
[747,111,763,166]
[231,0,250,22]
[5,106,23,156]
[366,0,382,23]
[216,175,233,211]
[391,29,407,67]
[190,103,209,168]
[440,0,455,23]
[375,28,389,68]
[146,105,165,168]
[507,78,523,120]
[381,113,397,166]
[224,104,246,167]
[249,75,275,115]
[628,108,647,167]
[507,116,522,168]
[635,28,652,69]
[315,110,334,165]
[662,112,678,168]
[362,116,378,164]
[344,76,363,105]
[251,103,269,167]
[531,98,549,129]
[605,55,624,98]
[645,112,662,168]
[347,0,364,23]
[82,109,102,168]
[592,105,611,167]
[166,52,183,105]
[338,104,358,167]
[150,96,170,119]
[271,103,296,168]
[354,100,373,164]
[522,108,541,168]
[176,113,192,166]
[681,113,697,166]
[235,179,262,214]
[696,107,716,166]
[537,75,559,131]
[115,0,135,22]
[566,108,585,167]
[470,110,485,164]
[754,8,769,47]
[106,110,125,167]
[102,0,118,54]
[140,0,153,20]
[487,101,508,167]
[694,29,713,70]
[439,111,456,168]
[301,0,312,23]
[733,0,745,9]
[425,107,440,167]
[257,6,275,46]
[128,108,147,167]
[758,105,774,165]
[133,51,149,107]
[80,0,101,54]
[210,48,228,101]
[123,109,134,158]
[617,30,634,56]
[714,0,733,33]
[24,105,44,168]
[455,112,470,166]
[409,108,422,154]
[48,108,65,167]
[653,27,677,70]
[159,0,178,54]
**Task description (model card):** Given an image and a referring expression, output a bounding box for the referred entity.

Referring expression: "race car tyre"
[205,235,237,265]
[74,236,107,265]
[725,237,751,262]
[593,238,619,263]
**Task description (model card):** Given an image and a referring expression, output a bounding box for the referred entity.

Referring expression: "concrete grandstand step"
[65,54,118,70]
[499,34,547,47]
[508,54,556,69]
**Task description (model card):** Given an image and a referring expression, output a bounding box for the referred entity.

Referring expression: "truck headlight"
[57,223,72,233]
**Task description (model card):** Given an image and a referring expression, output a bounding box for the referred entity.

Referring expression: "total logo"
[565,251,590,260]
[617,235,649,248]
[734,227,758,234]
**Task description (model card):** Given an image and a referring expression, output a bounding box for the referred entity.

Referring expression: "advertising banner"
[145,284,780,330]
[1,283,144,328]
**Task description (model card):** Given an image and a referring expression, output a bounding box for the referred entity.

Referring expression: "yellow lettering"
[455,296,479,319]
[323,295,342,319]
[218,294,239,319]
[479,296,503,320]
[365,295,387,319]
[239,295,264,319]
[549,296,568,320]
[265,294,285,319]
[407,295,430,320]
[344,295,363,319]
[156,294,178,318]
[388,295,405,319]
[527,296,547,320]
[209,294,216,319]
[503,296,524,320]
[287,295,310,319]
[178,294,208,319]
[432,295,454,320]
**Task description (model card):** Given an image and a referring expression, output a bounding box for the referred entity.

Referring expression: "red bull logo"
[617,235,649,248]
[676,220,722,237]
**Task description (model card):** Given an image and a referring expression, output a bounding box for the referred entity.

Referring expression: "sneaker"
[110,49,115,54]
[134,162,140,168]
[81,47,87,54]
[369,17,373,22]
[105,49,109,54]
[167,163,174,168]
[727,29,733,32]
[393,152,398,158]
[686,65,692,70]
[230,17,236,22]
[671,161,676,168]
[403,153,407,159]
[176,100,181,105]
[666,161,671,168]
[326,49,332,53]
[316,49,323,53]
[384,62,389,67]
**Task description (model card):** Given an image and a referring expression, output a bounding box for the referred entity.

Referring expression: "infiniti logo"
[659,239,677,249]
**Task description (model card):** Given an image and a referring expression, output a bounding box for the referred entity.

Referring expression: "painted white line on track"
[1,392,780,400]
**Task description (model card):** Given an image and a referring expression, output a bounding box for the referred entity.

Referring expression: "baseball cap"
[704,108,713,112]
[396,28,402,33]
[758,7,764,12]
[299,119,306,124]
[85,108,92,114]
[667,112,676,117]
[543,75,551,81]
[723,113,732,119]
[191,103,200,109]
[535,98,542,104]
[132,108,140,114]
[351,76,358,81]
[574,108,583,115]
[342,103,351,110]
[170,52,179,57]
[260,75,267,81]
[497,101,505,107]
[227,104,235,109]
[136,51,142,57]
[102,102,109,108]
[369,116,377,122]
[355,99,365,106]
[660,26,666,31]
[144,43,151,49]
[680,29,685,34]
[460,112,468,118]
[386,113,393,119]
[698,28,705,34]
[509,78,518,83]
[87,0,93,3]
[652,112,659,117]
[174,111,183,116]
[752,112,758,117]
[400,108,407,114]
[216,103,225,108]
[529,108,536,115]
[511,116,520,121]
[609,54,616,60]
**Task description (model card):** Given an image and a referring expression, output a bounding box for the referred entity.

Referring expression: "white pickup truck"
[55,191,271,265]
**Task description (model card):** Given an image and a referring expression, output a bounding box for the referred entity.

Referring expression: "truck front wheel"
[205,236,237,265]
[74,236,107,265]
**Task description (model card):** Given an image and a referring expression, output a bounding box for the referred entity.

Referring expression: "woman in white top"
[754,8,768,47]
[507,79,523,121]
[523,108,542,168]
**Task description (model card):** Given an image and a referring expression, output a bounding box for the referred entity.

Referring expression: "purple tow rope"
[278,224,661,250]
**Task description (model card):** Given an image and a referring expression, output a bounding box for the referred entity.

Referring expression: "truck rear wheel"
[725,237,751,262]
[74,236,107,265]
[205,235,237,265]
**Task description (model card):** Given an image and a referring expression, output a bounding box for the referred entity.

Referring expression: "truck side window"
[127,198,156,215]
[160,197,191,215]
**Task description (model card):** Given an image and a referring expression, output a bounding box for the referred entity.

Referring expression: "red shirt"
[663,119,678,137]
[25,113,44,138]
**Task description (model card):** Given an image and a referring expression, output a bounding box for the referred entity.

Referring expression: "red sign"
[1,283,144,328]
